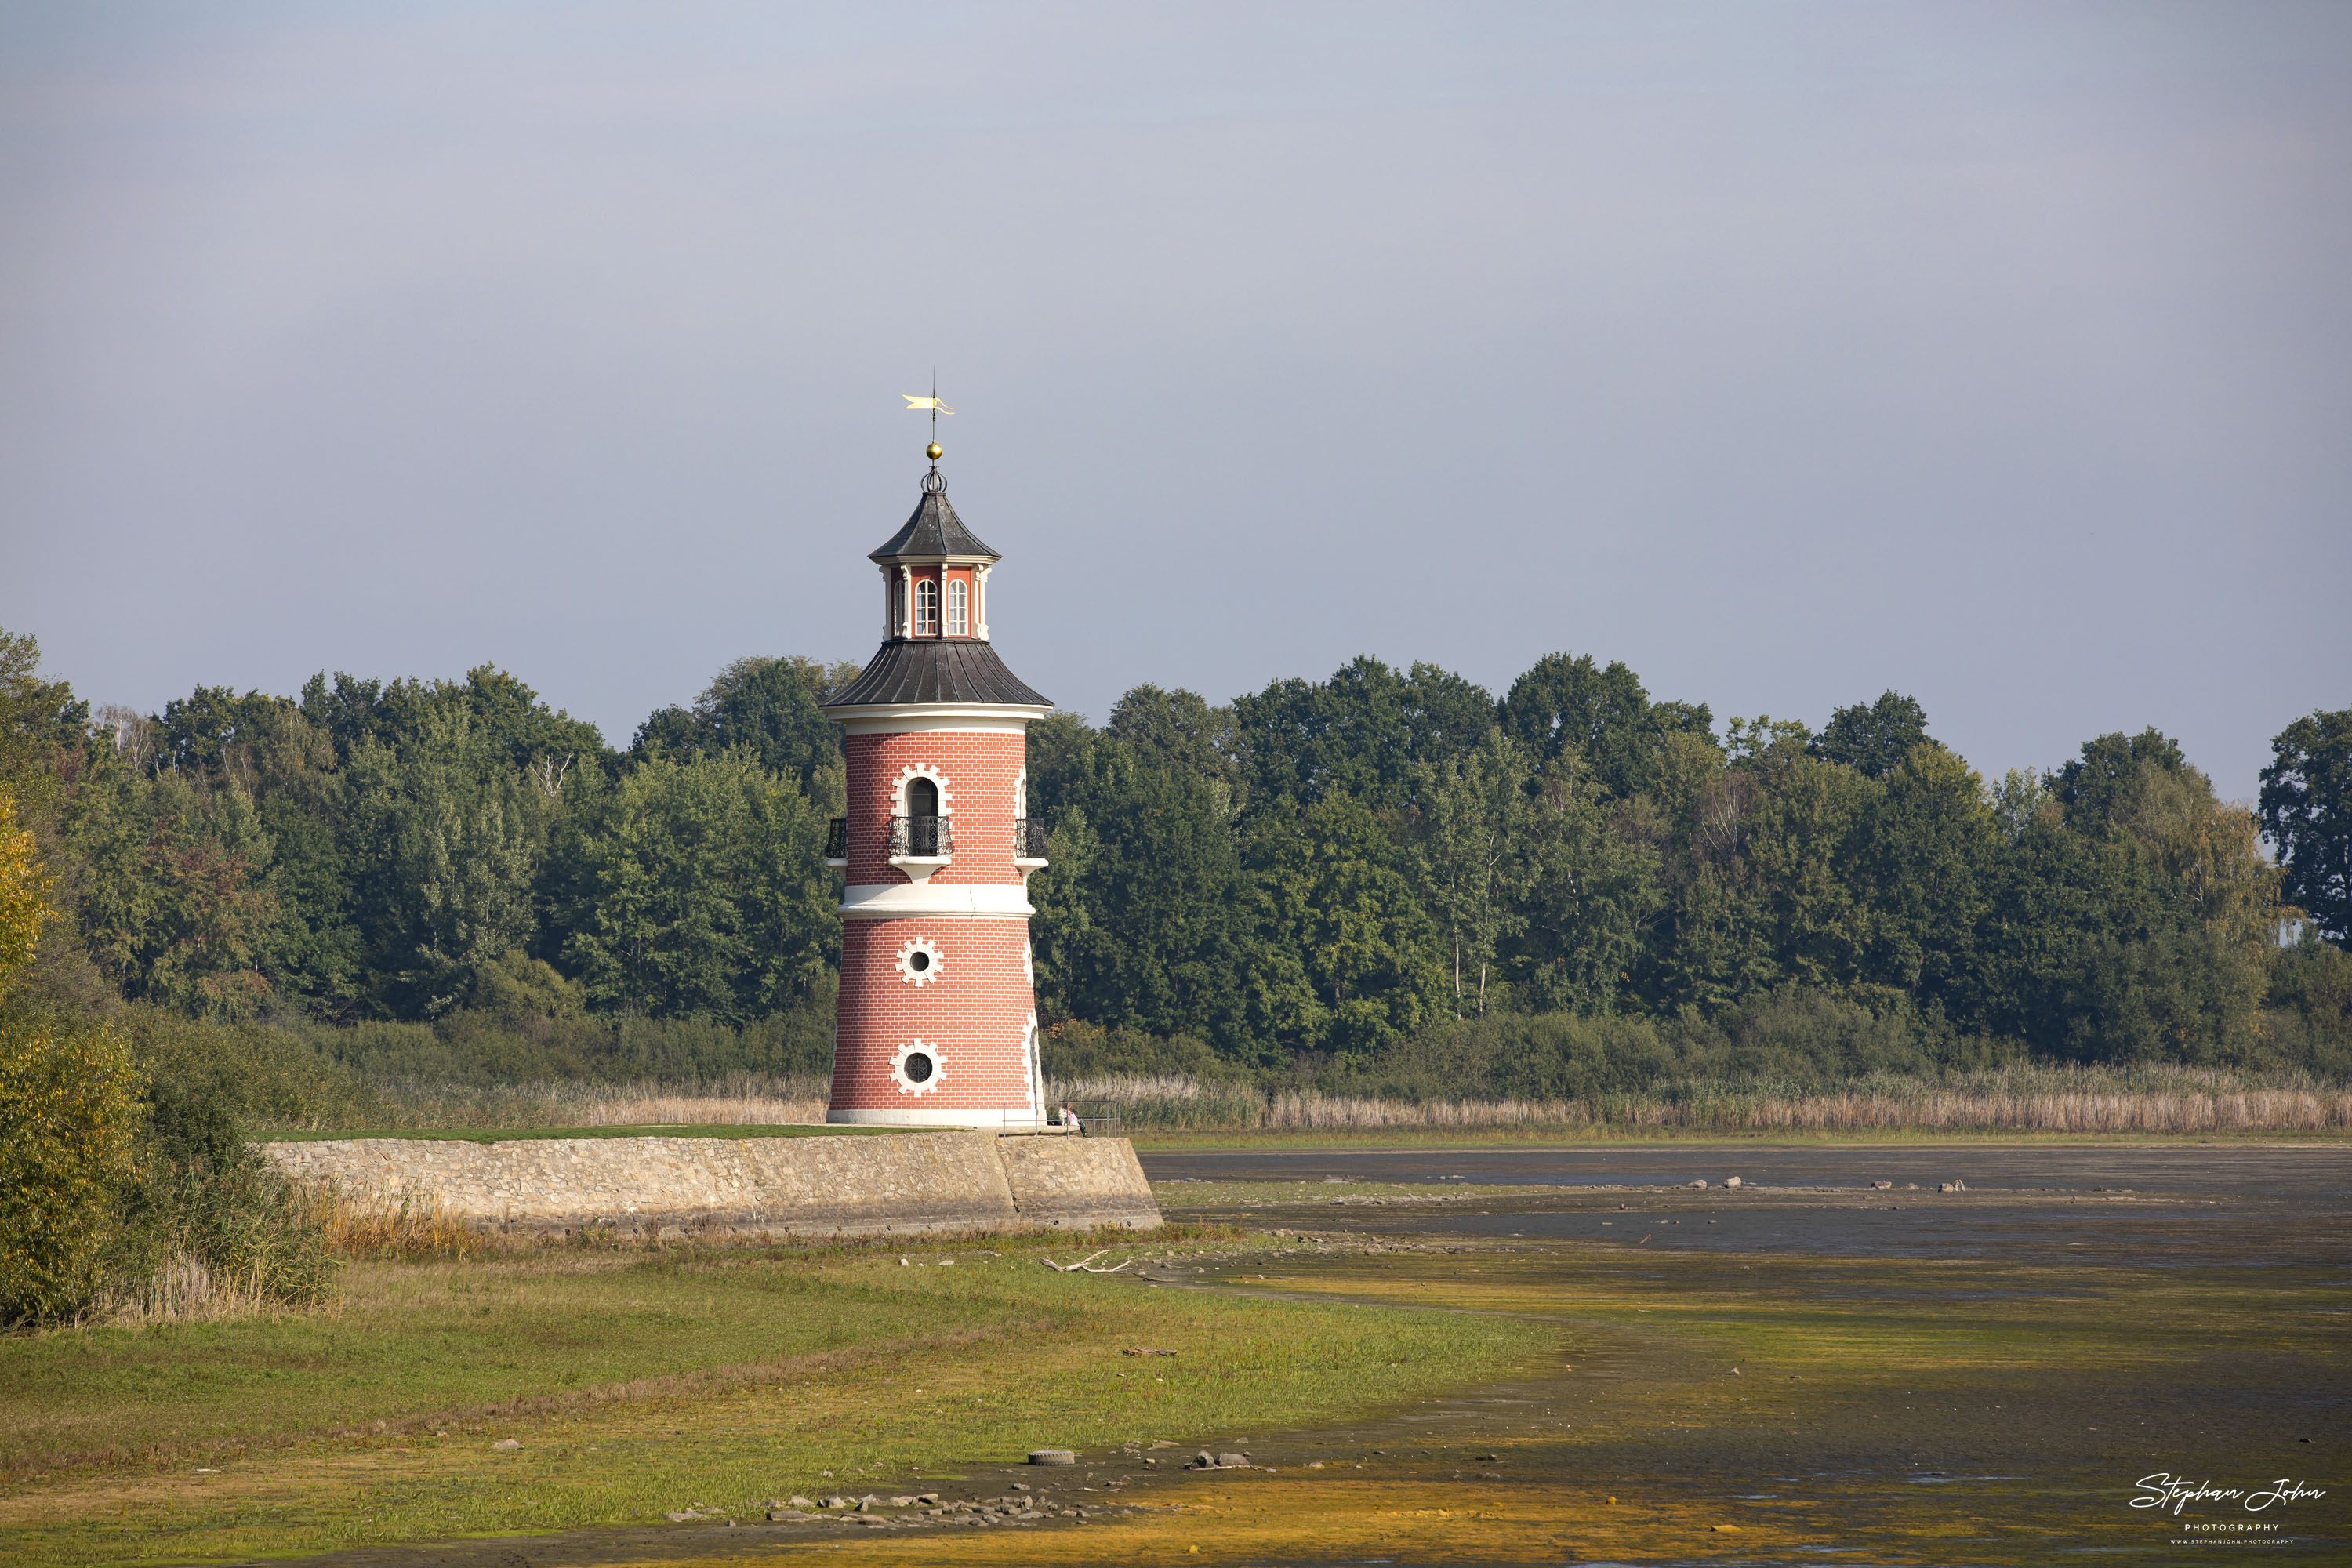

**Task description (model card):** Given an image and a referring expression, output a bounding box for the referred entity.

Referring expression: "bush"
[0,1014,142,1326]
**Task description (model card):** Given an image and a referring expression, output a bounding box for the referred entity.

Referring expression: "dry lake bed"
[72,1142,2352,1567]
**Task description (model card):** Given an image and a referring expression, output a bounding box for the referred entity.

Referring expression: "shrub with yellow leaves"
[1,789,143,1326]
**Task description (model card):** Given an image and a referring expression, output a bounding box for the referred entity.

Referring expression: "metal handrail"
[888,815,951,858]
[1012,817,1048,860]
[823,818,848,859]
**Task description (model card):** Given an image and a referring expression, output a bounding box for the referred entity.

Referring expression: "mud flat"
[109,1144,2346,1566]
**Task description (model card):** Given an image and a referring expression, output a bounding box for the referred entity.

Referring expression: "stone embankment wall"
[260,1131,1161,1240]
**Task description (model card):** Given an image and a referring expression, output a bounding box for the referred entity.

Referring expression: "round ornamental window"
[891,1040,944,1096]
[894,937,944,985]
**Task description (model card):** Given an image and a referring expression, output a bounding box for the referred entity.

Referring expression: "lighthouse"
[818,447,1054,1127]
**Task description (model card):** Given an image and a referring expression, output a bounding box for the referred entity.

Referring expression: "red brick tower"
[818,452,1053,1127]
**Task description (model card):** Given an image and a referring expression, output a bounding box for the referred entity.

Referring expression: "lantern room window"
[947,579,968,637]
[914,579,938,637]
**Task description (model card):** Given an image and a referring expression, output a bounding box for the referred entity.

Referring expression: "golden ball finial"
[927,442,943,462]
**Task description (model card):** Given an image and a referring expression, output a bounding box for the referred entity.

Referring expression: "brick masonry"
[834,726,1041,1122]
[260,1131,1162,1240]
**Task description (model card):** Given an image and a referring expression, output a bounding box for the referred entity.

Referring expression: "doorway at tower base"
[260,1129,1162,1240]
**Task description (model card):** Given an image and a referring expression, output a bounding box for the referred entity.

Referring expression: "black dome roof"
[868,485,999,563]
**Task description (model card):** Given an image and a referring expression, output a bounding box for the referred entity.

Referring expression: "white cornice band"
[840,882,1036,920]
[828,702,1052,736]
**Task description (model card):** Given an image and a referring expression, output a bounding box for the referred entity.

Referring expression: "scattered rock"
[917,1491,939,1504]
[1191,1450,1218,1469]
[1479,1471,1502,1479]
[789,1496,813,1508]
[1217,1453,1250,1468]
[822,1495,849,1509]
[1686,1179,1706,1189]
[1722,1176,1742,1189]
[1028,1450,1076,1465]
[1306,1461,1325,1469]
[1871,1180,1893,1189]
[889,1494,916,1506]
[490,1439,521,1452]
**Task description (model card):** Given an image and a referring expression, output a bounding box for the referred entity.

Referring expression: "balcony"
[888,814,952,884]
[1012,817,1049,866]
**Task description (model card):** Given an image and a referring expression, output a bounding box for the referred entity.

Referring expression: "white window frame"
[946,578,968,637]
[913,577,938,637]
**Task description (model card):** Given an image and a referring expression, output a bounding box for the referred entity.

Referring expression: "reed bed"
[1047,1065,2352,1134]
[313,1065,2350,1138]
[310,1185,484,1260]
[346,1072,829,1130]
[93,1252,277,1327]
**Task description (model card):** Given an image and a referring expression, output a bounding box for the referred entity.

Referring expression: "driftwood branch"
[1040,1250,1133,1274]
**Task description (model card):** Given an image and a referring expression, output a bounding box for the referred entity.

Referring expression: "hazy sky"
[3,2,2346,798]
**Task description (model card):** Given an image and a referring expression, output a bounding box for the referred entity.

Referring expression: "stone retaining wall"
[260,1131,1161,1240]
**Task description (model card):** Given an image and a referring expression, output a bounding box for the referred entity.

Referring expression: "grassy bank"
[0,1229,1545,1566]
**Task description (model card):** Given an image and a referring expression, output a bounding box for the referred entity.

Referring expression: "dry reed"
[1047,1065,2352,1134]
[307,1184,483,1260]
[95,1252,274,1327]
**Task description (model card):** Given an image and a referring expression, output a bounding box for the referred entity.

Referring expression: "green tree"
[1230,656,1494,811]
[1105,684,1237,793]
[2055,728,2187,829]
[555,751,834,1022]
[68,770,282,1018]
[1243,793,1446,1058]
[1025,737,1247,1047]
[1811,690,1929,779]
[1411,728,1533,1015]
[630,655,851,797]
[342,706,547,1016]
[1512,750,1661,1013]
[2259,708,2352,946]
[1499,652,1710,798]
[1857,742,1996,1002]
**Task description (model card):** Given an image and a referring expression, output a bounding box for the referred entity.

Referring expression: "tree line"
[1,626,2346,1075]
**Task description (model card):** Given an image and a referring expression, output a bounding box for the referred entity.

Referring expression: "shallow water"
[1143,1142,2352,1271]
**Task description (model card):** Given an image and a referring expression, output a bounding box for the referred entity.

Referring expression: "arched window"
[946,579,968,637]
[905,776,939,819]
[890,576,905,637]
[913,579,938,636]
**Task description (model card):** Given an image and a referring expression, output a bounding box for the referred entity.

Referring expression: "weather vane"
[902,379,953,465]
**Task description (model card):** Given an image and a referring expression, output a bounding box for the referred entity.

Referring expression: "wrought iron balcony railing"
[1012,818,1049,861]
[823,818,848,860]
[888,814,951,858]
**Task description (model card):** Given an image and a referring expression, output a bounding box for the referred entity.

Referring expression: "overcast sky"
[2,2,2346,798]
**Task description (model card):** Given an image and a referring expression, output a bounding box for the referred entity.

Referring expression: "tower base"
[826,1105,1049,1128]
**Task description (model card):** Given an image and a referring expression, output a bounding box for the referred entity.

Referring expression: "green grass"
[257,1122,900,1142]
[0,1230,1548,1566]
